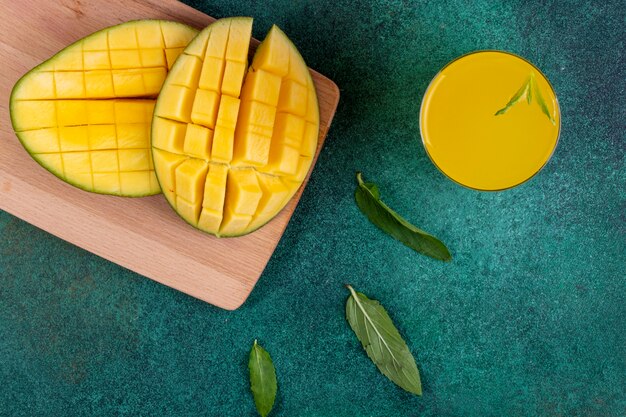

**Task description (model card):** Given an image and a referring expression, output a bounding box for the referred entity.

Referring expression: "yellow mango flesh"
[10,20,197,196]
[152,18,319,236]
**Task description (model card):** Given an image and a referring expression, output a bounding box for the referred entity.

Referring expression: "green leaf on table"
[345,285,422,395]
[248,340,277,417]
[354,172,452,261]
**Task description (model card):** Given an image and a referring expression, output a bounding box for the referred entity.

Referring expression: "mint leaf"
[355,172,452,261]
[346,285,422,395]
[249,340,277,417]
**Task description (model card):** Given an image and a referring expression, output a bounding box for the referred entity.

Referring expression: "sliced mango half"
[152,17,319,237]
[10,20,198,196]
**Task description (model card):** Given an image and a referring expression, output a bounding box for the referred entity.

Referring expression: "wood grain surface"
[0,0,339,310]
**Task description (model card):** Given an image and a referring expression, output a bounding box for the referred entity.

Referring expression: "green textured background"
[1,1,625,416]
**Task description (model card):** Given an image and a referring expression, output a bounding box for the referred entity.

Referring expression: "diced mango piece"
[251,25,289,76]
[118,149,151,171]
[221,61,247,97]
[19,128,60,153]
[87,101,116,124]
[142,68,167,94]
[176,196,202,226]
[263,144,300,176]
[191,89,220,128]
[59,126,89,151]
[35,153,64,178]
[84,71,115,97]
[277,79,307,117]
[11,101,57,131]
[168,54,203,89]
[183,124,213,159]
[211,126,235,163]
[61,152,91,174]
[232,131,271,166]
[247,174,292,232]
[54,51,83,71]
[237,100,276,129]
[255,174,290,215]
[224,169,262,215]
[175,159,209,203]
[286,48,310,83]
[210,96,240,162]
[286,156,312,183]
[216,95,240,130]
[301,122,319,156]
[84,51,110,70]
[219,210,252,236]
[185,31,210,59]
[54,72,85,98]
[91,150,119,173]
[152,148,187,201]
[56,101,88,126]
[13,72,55,100]
[108,26,138,49]
[152,117,187,153]
[198,208,223,234]
[117,124,149,149]
[272,113,305,148]
[202,164,228,212]
[93,173,121,194]
[240,69,282,106]
[198,57,225,92]
[120,171,151,195]
[136,23,164,48]
[88,125,117,150]
[112,69,145,96]
[140,49,166,67]
[83,33,108,51]
[306,85,320,124]
[205,20,230,58]
[155,84,195,123]
[71,173,96,190]
[110,50,142,69]
[225,17,253,62]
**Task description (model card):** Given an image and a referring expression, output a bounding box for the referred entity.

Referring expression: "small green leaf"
[249,340,277,417]
[495,76,530,116]
[530,73,556,125]
[346,285,422,395]
[355,172,452,261]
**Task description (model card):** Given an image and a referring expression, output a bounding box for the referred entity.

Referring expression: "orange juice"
[420,51,560,191]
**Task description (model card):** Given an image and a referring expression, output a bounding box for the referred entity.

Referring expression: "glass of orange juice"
[420,51,561,191]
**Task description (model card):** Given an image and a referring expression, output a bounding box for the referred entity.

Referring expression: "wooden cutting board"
[0,0,339,310]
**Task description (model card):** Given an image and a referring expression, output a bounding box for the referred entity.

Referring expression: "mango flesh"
[152,18,319,237]
[10,20,198,196]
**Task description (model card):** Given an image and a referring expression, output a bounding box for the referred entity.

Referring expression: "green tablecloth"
[1,1,624,415]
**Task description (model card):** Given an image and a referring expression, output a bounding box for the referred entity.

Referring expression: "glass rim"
[419,49,562,192]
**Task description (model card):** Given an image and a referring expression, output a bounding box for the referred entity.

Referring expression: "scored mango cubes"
[152,18,320,236]
[10,20,198,196]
